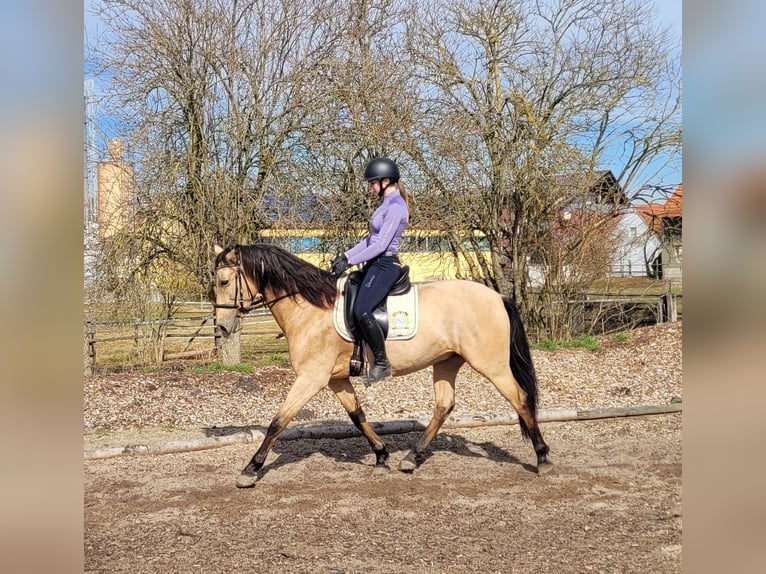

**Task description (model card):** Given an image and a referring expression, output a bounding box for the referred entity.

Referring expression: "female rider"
[330,157,410,384]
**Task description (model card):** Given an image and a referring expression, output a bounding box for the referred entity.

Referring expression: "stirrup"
[363,362,392,386]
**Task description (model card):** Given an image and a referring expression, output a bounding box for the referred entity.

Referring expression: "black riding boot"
[358,312,392,385]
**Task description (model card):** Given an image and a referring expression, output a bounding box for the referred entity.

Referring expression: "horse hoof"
[537,461,554,475]
[398,456,417,472]
[236,473,258,488]
[372,464,391,476]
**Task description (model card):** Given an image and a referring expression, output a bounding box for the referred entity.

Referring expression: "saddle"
[333,266,418,376]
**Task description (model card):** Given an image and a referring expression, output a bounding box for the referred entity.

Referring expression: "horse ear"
[213,243,224,256]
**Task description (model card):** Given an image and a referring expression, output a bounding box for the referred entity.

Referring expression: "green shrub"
[613,332,630,343]
[193,362,253,374]
[571,334,599,351]
[533,335,600,352]
[535,339,560,351]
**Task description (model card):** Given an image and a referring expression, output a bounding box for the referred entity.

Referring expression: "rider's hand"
[330,254,349,277]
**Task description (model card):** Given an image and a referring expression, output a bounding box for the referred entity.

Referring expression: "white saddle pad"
[333,276,419,342]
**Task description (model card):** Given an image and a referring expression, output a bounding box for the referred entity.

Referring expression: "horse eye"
[219,279,229,287]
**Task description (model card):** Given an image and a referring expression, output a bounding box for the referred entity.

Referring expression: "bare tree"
[290,0,419,256]
[86,0,681,342]
[88,0,349,305]
[404,0,681,337]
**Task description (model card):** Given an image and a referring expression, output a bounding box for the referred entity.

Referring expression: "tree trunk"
[84,315,95,376]
[220,330,241,365]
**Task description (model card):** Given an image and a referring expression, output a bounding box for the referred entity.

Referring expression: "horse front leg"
[237,374,327,488]
[399,355,463,472]
[328,378,391,474]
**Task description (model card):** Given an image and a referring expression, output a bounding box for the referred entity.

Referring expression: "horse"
[212,243,552,488]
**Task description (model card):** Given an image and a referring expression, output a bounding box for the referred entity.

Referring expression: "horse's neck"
[263,288,311,335]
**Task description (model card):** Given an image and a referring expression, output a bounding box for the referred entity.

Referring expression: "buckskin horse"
[212,243,552,488]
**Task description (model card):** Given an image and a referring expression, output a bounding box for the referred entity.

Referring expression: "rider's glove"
[330,254,350,277]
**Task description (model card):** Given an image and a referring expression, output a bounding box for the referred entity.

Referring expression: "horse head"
[212,243,259,336]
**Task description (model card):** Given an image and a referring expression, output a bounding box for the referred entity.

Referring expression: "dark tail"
[503,296,538,440]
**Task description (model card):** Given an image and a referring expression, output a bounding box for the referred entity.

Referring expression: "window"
[289,236,323,253]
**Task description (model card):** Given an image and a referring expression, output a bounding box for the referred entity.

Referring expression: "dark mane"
[229,243,338,309]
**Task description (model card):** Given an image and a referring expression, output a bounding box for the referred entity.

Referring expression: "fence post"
[84,313,96,376]
[665,282,678,322]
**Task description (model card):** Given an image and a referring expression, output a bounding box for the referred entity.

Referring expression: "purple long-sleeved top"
[344,189,409,265]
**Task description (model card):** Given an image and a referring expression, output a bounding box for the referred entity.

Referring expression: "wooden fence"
[84,291,680,374]
[83,305,285,374]
[578,291,681,334]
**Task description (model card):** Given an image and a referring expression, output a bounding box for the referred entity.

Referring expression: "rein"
[213,264,292,314]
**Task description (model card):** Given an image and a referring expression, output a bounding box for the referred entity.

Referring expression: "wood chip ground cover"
[84,322,682,573]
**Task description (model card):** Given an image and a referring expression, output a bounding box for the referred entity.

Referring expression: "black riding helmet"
[363,157,400,184]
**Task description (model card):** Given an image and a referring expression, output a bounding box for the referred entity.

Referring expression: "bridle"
[212,262,291,315]
[212,263,258,314]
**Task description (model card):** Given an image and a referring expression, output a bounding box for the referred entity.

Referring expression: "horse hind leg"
[399,355,464,472]
[328,378,391,474]
[480,368,552,474]
[501,296,553,473]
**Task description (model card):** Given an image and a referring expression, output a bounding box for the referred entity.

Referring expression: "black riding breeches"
[352,255,401,324]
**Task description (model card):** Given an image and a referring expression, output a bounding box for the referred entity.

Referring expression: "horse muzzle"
[215,314,241,337]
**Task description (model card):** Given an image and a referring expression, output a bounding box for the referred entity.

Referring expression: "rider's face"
[368,178,388,195]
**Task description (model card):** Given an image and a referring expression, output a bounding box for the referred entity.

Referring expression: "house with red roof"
[523,171,674,284]
[635,184,683,281]
[608,204,662,278]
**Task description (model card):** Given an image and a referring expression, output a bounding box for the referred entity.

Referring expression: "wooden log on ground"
[277,404,681,440]
[84,403,681,460]
[162,349,215,361]
[85,429,266,460]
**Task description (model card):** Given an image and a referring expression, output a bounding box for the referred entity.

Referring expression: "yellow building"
[257,228,490,282]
